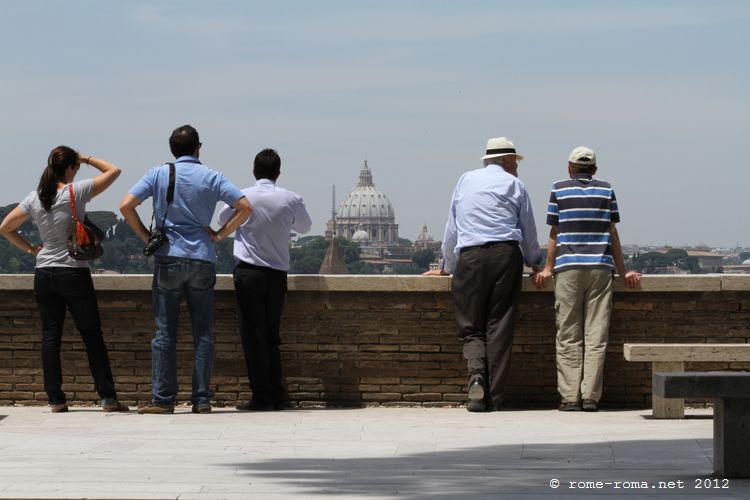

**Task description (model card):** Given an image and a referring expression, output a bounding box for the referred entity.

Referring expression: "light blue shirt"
[129,156,244,263]
[440,164,543,274]
[217,178,312,271]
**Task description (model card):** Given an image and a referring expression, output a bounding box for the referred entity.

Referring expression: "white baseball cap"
[568,146,596,166]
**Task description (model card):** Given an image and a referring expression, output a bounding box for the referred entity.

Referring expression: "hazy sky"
[2,1,748,248]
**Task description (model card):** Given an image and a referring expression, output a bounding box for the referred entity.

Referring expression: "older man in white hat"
[535,146,640,412]
[425,137,543,412]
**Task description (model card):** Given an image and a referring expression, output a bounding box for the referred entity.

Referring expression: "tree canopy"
[290,236,363,274]
[0,206,236,274]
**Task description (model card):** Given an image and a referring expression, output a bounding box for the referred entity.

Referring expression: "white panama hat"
[481,137,524,161]
[568,146,596,166]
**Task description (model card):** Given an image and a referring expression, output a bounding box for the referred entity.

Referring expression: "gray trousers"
[554,269,613,403]
[451,242,523,410]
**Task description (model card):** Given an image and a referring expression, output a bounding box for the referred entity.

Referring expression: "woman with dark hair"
[0,146,128,413]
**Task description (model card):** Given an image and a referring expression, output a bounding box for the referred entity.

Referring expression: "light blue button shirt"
[128,156,244,263]
[440,164,542,274]
[218,179,312,271]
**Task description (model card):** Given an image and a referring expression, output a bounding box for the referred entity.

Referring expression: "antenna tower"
[331,185,337,237]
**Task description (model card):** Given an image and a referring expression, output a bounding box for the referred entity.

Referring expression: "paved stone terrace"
[1,406,749,499]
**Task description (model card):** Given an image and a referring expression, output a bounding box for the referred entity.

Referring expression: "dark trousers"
[233,263,287,405]
[451,242,523,410]
[33,267,117,405]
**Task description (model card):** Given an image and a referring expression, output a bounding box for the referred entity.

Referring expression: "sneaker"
[558,401,582,412]
[137,403,175,414]
[101,399,129,412]
[191,402,212,414]
[50,403,69,413]
[582,399,598,412]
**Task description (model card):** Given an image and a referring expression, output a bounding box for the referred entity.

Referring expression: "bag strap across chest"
[160,163,176,228]
[68,184,80,221]
[149,163,176,232]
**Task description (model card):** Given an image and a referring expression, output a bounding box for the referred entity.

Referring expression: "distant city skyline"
[2,2,748,248]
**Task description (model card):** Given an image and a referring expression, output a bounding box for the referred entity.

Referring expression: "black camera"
[143,230,168,256]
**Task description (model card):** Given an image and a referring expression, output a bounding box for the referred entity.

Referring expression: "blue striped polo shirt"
[546,174,620,272]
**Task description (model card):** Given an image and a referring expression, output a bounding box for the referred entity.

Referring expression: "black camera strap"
[149,163,176,233]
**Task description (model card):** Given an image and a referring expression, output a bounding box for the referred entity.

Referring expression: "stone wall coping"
[0,273,748,292]
[624,343,750,362]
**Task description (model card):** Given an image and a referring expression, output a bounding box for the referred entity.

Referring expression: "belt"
[460,240,519,254]
[236,261,270,271]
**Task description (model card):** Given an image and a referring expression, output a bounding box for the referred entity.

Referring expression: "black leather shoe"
[466,399,486,412]
[236,400,275,412]
[466,378,486,412]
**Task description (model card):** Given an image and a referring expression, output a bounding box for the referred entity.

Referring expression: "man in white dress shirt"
[217,148,312,411]
[425,137,543,412]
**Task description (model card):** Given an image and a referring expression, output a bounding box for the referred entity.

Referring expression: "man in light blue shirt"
[215,148,311,411]
[425,137,543,412]
[120,125,251,414]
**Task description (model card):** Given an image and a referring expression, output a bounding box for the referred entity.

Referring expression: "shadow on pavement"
[220,438,750,499]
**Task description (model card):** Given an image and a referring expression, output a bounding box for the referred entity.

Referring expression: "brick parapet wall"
[1,275,748,408]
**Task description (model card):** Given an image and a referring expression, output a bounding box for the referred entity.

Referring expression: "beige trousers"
[554,269,613,403]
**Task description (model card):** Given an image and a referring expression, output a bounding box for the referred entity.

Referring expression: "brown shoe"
[137,403,174,414]
[50,403,69,413]
[102,399,129,412]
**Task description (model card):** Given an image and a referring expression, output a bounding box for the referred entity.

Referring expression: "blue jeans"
[151,257,216,405]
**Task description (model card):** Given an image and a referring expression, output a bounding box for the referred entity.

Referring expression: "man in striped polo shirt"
[535,146,640,412]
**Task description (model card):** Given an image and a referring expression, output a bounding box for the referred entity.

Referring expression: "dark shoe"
[466,378,486,412]
[50,403,69,413]
[582,399,598,412]
[236,400,275,412]
[468,378,485,401]
[486,397,503,412]
[466,399,486,412]
[101,399,129,412]
[191,402,212,414]
[137,403,175,414]
[559,401,582,412]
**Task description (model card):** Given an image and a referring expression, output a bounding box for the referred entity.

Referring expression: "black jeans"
[233,262,287,405]
[34,267,117,404]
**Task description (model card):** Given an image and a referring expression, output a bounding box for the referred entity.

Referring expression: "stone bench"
[653,371,750,478]
[624,343,750,418]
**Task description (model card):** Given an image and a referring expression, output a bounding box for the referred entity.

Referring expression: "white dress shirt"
[441,164,542,274]
[218,179,312,271]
